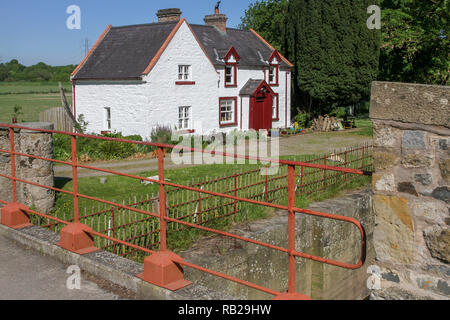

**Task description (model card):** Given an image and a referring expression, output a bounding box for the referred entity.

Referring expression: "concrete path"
[0,234,132,300]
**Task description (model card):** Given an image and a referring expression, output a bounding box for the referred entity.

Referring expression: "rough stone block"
[373,150,399,171]
[373,122,401,148]
[403,131,426,149]
[430,187,450,204]
[414,173,433,186]
[440,159,450,183]
[398,182,418,196]
[373,195,415,264]
[373,173,396,192]
[402,153,434,169]
[424,226,450,264]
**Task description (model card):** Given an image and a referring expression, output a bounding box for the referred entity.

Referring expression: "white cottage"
[71,8,293,139]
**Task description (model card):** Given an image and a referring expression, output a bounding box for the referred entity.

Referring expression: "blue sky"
[0,0,256,66]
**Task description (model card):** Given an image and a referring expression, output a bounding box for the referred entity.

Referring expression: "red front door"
[249,90,273,131]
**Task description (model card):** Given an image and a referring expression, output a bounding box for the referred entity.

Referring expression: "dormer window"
[268,51,281,86]
[224,47,240,88]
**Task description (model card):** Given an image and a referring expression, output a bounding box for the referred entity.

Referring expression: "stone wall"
[370,81,449,300]
[180,189,374,300]
[0,123,55,213]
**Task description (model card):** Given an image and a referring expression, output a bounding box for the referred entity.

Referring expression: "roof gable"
[73,21,179,80]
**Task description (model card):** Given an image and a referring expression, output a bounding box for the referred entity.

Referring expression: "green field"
[0,82,72,124]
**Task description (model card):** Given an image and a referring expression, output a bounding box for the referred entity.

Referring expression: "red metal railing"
[0,124,369,299]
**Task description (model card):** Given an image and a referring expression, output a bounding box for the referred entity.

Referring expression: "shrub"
[294,109,310,128]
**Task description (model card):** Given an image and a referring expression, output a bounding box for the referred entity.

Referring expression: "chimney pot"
[157,8,182,23]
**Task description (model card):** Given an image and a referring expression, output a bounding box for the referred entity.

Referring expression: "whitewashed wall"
[74,21,291,140]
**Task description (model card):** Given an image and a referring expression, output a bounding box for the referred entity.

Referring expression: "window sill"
[225,84,237,88]
[177,129,196,134]
[219,122,237,128]
[176,81,196,85]
[269,83,279,87]
[272,118,280,122]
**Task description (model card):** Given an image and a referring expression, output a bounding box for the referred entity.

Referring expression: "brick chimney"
[156,8,182,22]
[204,5,227,33]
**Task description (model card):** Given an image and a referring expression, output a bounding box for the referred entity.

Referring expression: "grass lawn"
[0,81,72,95]
[0,82,72,124]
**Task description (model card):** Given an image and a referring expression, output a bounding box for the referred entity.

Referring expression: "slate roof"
[239,79,265,96]
[73,21,290,80]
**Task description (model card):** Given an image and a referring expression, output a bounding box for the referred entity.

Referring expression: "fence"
[39,107,74,132]
[0,124,370,300]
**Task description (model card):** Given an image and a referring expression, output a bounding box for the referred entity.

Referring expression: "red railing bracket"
[0,203,33,230]
[137,251,192,291]
[56,222,100,255]
[273,292,312,300]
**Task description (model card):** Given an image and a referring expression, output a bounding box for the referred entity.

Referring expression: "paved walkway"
[0,234,132,300]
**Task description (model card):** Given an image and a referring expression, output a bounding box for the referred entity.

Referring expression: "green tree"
[379,0,449,85]
[240,0,380,116]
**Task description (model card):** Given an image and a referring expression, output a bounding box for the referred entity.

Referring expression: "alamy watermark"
[66,265,81,290]
[170,126,281,176]
[66,5,81,30]
[367,5,381,30]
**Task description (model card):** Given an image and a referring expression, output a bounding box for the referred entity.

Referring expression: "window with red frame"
[219,97,237,127]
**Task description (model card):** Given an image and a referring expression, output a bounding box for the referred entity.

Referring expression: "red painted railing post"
[274,165,311,300]
[57,134,98,255]
[324,156,327,192]
[157,147,167,251]
[71,135,79,223]
[287,165,296,293]
[138,146,192,291]
[9,128,17,203]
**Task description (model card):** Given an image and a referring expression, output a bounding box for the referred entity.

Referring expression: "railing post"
[324,156,327,192]
[157,146,167,251]
[112,208,116,254]
[138,147,192,291]
[9,128,17,203]
[1,127,33,230]
[273,165,311,300]
[287,165,296,293]
[71,135,79,223]
[57,134,98,255]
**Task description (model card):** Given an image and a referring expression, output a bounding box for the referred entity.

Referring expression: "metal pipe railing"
[0,124,369,299]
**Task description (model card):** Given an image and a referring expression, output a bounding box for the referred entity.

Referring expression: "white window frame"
[178,106,191,130]
[104,107,111,130]
[178,65,191,81]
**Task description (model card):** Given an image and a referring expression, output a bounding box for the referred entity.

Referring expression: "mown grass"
[0,81,72,95]
[0,82,72,123]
